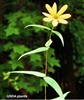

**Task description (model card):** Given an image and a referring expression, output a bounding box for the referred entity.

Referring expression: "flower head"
[42,2,71,27]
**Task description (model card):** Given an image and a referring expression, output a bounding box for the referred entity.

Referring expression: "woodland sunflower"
[42,2,71,27]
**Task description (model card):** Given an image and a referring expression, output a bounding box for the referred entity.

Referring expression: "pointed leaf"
[52,30,64,46]
[63,91,70,98]
[18,47,49,60]
[51,91,70,100]
[25,24,64,46]
[10,71,45,77]
[25,24,51,31]
[52,97,64,100]
[45,39,53,47]
[44,76,63,96]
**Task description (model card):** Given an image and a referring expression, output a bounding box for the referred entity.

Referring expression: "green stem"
[44,26,54,100]
[45,26,54,75]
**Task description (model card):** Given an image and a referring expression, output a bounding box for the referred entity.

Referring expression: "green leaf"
[5,26,19,37]
[14,86,19,91]
[3,72,10,80]
[31,61,43,68]
[5,11,25,22]
[25,24,51,31]
[9,52,18,59]
[52,91,70,100]
[13,45,29,54]
[10,71,45,77]
[48,67,55,73]
[8,59,24,70]
[63,92,70,98]
[45,39,53,48]
[52,30,64,46]
[17,79,28,89]
[9,22,16,27]
[30,54,42,62]
[44,76,63,96]
[25,24,64,46]
[18,47,49,60]
[48,49,61,67]
[21,16,33,24]
[40,79,46,87]
[12,81,19,91]
[26,85,36,94]
[15,76,19,81]
[4,42,14,51]
[48,58,61,67]
[17,79,29,91]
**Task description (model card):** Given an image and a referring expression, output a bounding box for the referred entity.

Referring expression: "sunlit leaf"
[52,30,64,46]
[10,71,45,77]
[18,47,49,60]
[51,91,70,100]
[63,91,70,98]
[52,97,64,100]
[14,86,19,91]
[3,72,10,80]
[25,24,51,31]
[44,76,63,96]
[15,76,19,81]
[25,24,64,46]
[45,39,53,47]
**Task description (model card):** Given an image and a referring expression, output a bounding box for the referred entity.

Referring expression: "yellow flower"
[42,2,71,27]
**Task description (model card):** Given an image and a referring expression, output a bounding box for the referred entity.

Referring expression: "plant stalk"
[44,26,54,100]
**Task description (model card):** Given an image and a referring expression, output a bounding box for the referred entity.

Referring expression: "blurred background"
[0,0,84,99]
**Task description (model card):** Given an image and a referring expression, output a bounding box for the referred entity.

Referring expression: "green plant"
[2,1,61,99]
[4,2,71,100]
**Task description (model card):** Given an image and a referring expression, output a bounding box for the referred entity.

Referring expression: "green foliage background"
[0,0,84,99]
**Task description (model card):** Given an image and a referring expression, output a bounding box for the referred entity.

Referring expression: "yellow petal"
[58,19,68,24]
[59,14,71,19]
[57,5,68,16]
[52,2,57,15]
[43,17,53,22]
[45,4,54,16]
[42,12,52,18]
[52,19,58,26]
